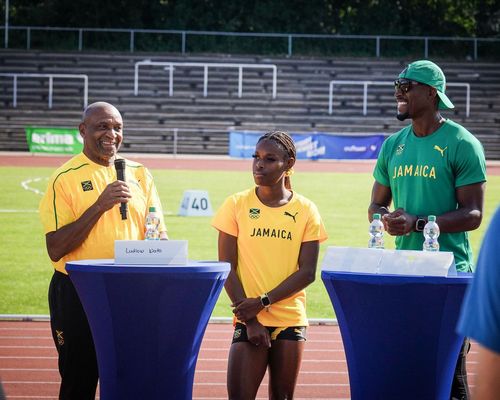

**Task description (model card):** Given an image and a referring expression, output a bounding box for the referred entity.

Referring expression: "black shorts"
[231,322,307,344]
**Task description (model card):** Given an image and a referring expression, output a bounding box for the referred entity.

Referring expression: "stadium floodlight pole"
[4,0,8,49]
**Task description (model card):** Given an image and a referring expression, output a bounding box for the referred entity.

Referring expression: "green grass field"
[0,165,498,319]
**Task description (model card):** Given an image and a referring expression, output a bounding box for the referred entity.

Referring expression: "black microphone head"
[114,158,128,220]
[114,158,126,182]
[114,158,126,171]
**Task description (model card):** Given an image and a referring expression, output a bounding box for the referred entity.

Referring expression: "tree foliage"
[5,0,499,37]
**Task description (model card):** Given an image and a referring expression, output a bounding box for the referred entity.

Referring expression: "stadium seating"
[1,50,499,158]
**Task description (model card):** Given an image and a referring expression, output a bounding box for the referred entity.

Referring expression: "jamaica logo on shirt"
[396,144,405,156]
[249,208,260,219]
[81,180,93,191]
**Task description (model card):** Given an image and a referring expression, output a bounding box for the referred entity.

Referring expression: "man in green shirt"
[369,60,486,400]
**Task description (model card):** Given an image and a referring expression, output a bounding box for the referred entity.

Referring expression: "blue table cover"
[321,270,472,400]
[66,259,229,400]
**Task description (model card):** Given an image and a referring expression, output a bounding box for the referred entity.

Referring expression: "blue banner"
[229,131,385,160]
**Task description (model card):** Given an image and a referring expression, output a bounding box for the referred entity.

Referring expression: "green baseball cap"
[398,60,454,110]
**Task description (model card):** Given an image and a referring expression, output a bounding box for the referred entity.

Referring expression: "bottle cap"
[149,206,156,212]
[373,213,381,219]
[428,215,436,222]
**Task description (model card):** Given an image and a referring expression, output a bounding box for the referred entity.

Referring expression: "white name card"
[321,246,456,277]
[114,240,188,265]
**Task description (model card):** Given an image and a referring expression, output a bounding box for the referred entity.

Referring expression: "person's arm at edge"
[473,344,500,400]
[266,240,319,305]
[218,231,246,305]
[385,181,484,235]
[232,240,320,322]
[218,230,271,347]
[368,181,392,222]
[46,180,131,261]
[433,181,485,233]
[369,180,484,235]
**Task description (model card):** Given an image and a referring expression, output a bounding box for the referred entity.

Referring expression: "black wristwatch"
[415,216,426,232]
[260,293,271,308]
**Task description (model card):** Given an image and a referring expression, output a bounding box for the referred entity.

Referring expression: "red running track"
[0,152,378,173]
[1,152,499,175]
[0,320,478,399]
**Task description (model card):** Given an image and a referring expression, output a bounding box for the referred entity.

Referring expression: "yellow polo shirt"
[212,188,327,326]
[39,153,166,273]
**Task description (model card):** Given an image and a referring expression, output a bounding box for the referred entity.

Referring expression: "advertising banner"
[229,131,260,158]
[318,134,385,159]
[229,131,386,160]
[25,126,83,154]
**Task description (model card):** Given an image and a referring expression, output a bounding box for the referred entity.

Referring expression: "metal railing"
[0,73,88,108]
[2,26,499,60]
[134,60,277,99]
[329,80,470,117]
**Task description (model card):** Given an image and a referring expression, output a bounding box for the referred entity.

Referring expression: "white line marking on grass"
[0,209,39,213]
[21,177,47,196]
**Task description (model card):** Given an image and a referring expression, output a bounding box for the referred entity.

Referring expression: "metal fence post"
[328,81,334,114]
[83,75,88,108]
[130,30,134,53]
[168,64,173,97]
[134,63,139,96]
[466,83,470,117]
[238,66,243,98]
[376,36,380,58]
[272,65,277,99]
[173,128,178,156]
[288,35,292,57]
[363,82,368,115]
[182,32,186,54]
[12,75,17,107]
[424,37,428,58]
[203,65,208,97]
[48,76,53,109]
[4,0,8,49]
[78,29,83,51]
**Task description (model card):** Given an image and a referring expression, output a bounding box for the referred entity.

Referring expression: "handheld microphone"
[114,158,128,220]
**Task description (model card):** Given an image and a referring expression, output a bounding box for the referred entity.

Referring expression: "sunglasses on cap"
[393,79,423,93]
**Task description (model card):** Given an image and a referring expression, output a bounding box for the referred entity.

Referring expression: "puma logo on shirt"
[284,211,298,222]
[434,145,447,157]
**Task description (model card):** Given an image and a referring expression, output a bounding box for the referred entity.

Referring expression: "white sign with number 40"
[178,190,213,217]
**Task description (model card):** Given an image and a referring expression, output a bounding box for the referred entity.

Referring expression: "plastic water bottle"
[145,206,160,240]
[423,215,440,251]
[368,213,384,249]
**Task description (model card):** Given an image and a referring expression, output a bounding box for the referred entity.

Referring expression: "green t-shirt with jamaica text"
[373,119,486,271]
